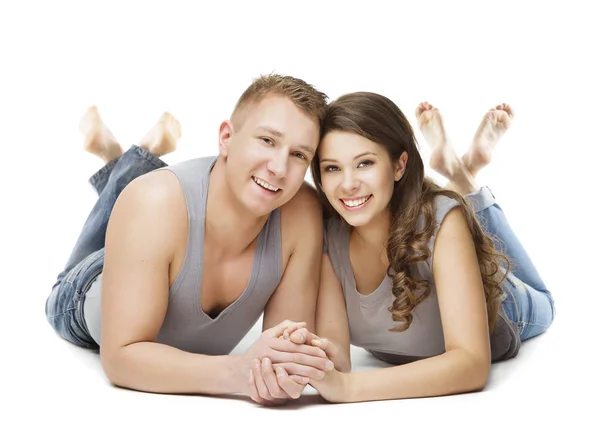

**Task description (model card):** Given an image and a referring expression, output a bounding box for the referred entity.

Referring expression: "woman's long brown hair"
[311,92,509,332]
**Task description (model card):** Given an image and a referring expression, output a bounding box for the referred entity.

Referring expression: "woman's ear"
[394,151,408,181]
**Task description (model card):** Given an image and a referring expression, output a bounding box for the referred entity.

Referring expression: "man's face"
[219,94,320,216]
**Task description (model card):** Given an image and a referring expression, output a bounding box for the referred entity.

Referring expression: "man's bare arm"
[262,183,323,333]
[99,172,330,395]
[99,171,242,394]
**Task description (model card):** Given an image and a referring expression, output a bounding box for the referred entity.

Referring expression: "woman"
[249,93,555,404]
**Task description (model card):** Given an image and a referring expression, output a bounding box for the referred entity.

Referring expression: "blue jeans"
[45,145,167,349]
[467,186,555,341]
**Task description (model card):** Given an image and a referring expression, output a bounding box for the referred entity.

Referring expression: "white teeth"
[342,196,370,207]
[253,176,279,192]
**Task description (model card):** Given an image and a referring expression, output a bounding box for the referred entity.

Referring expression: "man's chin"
[242,197,283,217]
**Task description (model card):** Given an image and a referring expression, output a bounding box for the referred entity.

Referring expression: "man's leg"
[46,109,181,347]
[55,109,180,284]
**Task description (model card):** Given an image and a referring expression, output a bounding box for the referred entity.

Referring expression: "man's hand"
[247,358,309,406]
[238,320,334,404]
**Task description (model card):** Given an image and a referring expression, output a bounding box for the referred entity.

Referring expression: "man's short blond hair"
[231,73,328,129]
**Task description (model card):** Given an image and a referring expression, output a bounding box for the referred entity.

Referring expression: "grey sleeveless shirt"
[83,156,283,355]
[324,194,519,364]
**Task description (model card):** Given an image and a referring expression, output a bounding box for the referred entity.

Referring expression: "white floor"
[4,287,595,434]
[2,1,598,433]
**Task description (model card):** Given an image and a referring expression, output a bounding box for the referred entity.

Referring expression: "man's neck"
[205,158,270,257]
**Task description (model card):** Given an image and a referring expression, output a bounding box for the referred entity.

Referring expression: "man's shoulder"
[279,182,323,249]
[113,168,187,223]
[280,181,322,223]
[124,154,217,202]
[106,169,188,256]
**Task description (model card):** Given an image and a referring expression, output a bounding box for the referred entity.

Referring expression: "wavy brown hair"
[310,92,509,333]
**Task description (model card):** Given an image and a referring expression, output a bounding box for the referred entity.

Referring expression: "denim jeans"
[45,145,167,348]
[467,186,555,341]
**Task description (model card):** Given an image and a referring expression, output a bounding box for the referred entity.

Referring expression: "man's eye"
[293,152,307,160]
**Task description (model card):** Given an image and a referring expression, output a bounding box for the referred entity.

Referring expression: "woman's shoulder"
[432,193,461,226]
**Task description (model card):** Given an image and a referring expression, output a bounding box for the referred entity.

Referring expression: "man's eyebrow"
[257,126,315,155]
[257,126,283,137]
[299,144,316,155]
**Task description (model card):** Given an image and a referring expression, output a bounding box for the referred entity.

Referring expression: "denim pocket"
[66,249,105,303]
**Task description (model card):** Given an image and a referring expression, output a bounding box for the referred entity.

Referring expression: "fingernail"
[253,359,260,369]
[312,339,322,346]
[301,377,309,383]
[276,367,284,376]
[262,358,270,367]
[325,360,334,370]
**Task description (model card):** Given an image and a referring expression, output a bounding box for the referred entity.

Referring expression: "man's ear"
[218,120,234,157]
[394,151,408,181]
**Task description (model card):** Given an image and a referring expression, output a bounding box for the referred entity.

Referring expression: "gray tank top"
[83,156,283,355]
[324,194,519,364]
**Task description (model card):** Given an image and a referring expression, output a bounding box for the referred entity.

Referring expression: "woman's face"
[318,131,404,228]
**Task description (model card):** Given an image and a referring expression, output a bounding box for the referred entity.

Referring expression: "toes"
[493,103,514,118]
[160,112,182,139]
[416,102,437,122]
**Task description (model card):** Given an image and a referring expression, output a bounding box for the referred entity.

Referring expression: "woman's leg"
[416,102,555,340]
[46,108,181,348]
[466,186,555,340]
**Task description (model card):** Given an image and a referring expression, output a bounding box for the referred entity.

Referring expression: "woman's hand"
[240,320,333,404]
[281,324,350,372]
[309,367,351,403]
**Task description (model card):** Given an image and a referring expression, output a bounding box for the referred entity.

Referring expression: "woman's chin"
[338,211,373,228]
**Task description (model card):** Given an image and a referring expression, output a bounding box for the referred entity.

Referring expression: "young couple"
[45,74,555,405]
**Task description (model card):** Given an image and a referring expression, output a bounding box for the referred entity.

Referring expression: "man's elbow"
[100,345,130,388]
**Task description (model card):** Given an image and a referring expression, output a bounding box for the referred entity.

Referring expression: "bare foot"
[415,101,461,179]
[138,112,181,157]
[79,106,123,163]
[462,103,513,177]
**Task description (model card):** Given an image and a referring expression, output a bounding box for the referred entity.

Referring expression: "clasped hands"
[242,320,347,406]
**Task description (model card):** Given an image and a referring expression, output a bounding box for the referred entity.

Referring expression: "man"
[45,74,333,402]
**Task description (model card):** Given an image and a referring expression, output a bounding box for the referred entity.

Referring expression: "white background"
[1,0,598,434]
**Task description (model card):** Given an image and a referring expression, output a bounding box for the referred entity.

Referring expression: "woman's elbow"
[466,352,491,391]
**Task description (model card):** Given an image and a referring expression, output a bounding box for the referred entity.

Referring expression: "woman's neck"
[352,210,391,252]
